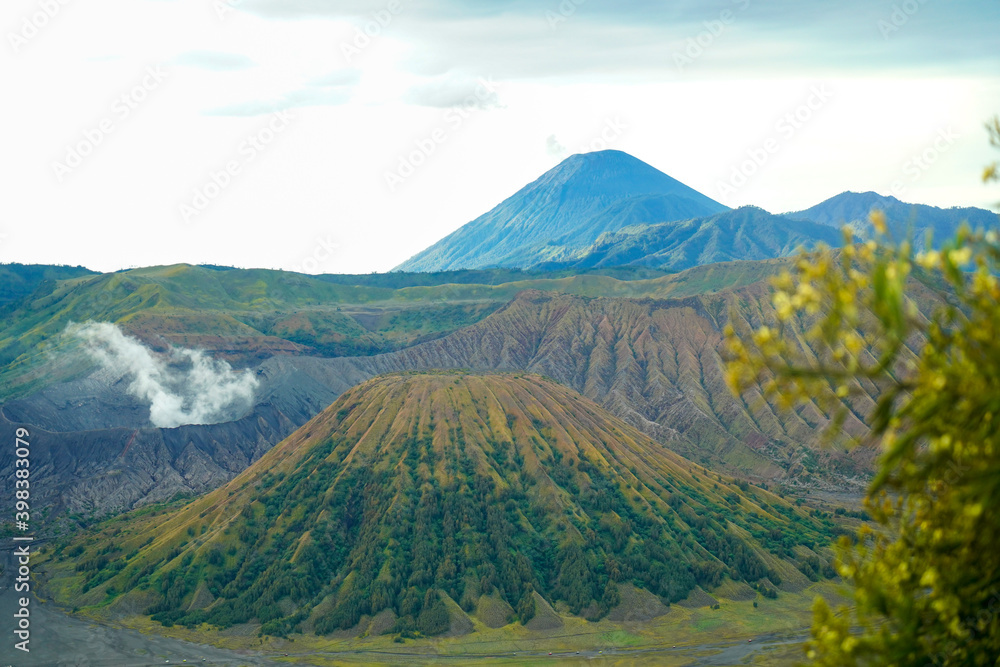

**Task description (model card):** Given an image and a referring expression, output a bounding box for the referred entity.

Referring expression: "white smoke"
[69,322,258,428]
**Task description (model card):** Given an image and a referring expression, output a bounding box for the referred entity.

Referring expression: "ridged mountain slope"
[331,283,891,491]
[538,206,844,271]
[50,372,838,638]
[0,258,808,520]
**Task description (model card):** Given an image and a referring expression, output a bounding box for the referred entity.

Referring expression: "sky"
[2,0,998,274]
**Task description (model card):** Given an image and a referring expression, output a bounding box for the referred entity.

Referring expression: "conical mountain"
[395,150,728,272]
[50,372,837,637]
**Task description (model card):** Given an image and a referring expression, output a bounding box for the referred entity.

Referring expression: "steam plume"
[69,322,258,428]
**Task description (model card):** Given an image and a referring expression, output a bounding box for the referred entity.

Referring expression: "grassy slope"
[0,255,907,488]
[63,579,846,666]
[0,261,787,401]
[0,263,96,305]
[42,372,846,644]
[2,255,930,493]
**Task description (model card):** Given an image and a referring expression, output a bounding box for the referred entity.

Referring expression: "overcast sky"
[3,0,998,274]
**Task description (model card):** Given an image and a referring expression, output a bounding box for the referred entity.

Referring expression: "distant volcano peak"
[558,149,646,168]
[395,150,728,272]
[540,150,685,189]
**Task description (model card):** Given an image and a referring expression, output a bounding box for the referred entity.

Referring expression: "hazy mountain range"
[787,190,999,243]
[534,206,843,272]
[396,150,996,272]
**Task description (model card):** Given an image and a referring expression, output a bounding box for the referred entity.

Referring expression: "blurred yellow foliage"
[725,218,1000,664]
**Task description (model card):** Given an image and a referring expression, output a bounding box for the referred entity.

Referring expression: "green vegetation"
[726,209,1000,663]
[312,265,673,287]
[0,259,788,402]
[46,373,841,639]
[0,263,95,306]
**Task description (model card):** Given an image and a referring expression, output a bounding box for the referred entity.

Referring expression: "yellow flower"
[869,209,888,235]
[844,332,863,354]
[758,327,774,342]
[947,246,972,266]
[771,271,794,291]
[916,250,942,270]
[772,291,793,320]
[796,282,819,303]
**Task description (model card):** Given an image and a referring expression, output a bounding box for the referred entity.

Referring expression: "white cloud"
[546,134,566,157]
[172,50,257,71]
[403,75,502,110]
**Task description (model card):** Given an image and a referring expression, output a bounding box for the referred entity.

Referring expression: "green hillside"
[44,372,842,640]
[0,263,95,305]
[0,261,788,402]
